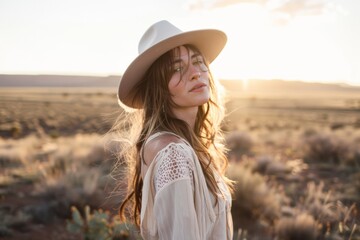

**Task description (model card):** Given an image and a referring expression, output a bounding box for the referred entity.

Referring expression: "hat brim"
[118,29,227,109]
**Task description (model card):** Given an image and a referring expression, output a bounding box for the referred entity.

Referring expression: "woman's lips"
[190,83,207,92]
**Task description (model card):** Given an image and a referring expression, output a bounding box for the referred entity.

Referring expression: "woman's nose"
[189,64,201,80]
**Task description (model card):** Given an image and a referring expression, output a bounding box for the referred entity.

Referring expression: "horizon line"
[0,72,358,87]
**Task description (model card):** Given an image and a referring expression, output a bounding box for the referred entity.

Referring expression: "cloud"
[188,0,329,17]
[187,0,334,25]
[268,0,332,26]
[212,0,267,9]
[188,0,266,11]
[271,0,327,17]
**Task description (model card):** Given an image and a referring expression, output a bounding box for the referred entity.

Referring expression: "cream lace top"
[140,131,233,240]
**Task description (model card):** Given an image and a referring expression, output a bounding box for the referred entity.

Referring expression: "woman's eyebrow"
[191,53,201,59]
[173,52,201,64]
[173,58,183,64]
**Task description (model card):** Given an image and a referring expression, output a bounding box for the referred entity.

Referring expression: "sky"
[0,0,360,86]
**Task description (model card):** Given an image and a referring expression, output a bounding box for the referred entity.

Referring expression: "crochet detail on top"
[155,143,194,193]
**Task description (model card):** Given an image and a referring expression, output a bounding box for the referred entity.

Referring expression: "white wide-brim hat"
[118,20,227,109]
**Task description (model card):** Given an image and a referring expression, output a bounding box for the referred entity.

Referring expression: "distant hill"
[0,74,119,87]
[220,79,360,98]
[0,74,359,98]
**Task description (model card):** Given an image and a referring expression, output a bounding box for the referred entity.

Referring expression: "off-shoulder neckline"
[141,131,191,164]
[142,141,191,180]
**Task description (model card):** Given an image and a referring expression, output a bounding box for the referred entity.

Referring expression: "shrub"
[66,205,140,240]
[0,151,23,169]
[0,210,31,237]
[276,213,317,240]
[302,132,350,165]
[225,131,253,159]
[253,155,291,176]
[227,162,282,231]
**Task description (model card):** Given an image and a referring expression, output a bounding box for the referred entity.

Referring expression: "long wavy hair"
[112,44,233,226]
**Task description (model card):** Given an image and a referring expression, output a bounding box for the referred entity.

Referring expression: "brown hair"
[112,44,233,226]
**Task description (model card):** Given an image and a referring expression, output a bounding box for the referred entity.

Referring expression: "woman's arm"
[152,143,200,240]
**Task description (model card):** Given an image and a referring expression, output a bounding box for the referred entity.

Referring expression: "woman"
[114,20,234,240]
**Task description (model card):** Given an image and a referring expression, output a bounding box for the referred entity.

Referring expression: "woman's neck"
[172,106,198,129]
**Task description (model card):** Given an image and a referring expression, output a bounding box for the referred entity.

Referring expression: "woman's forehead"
[173,45,200,59]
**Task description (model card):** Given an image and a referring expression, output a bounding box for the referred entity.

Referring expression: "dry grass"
[0,133,119,238]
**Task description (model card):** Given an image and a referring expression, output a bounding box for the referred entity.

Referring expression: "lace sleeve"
[154,143,194,193]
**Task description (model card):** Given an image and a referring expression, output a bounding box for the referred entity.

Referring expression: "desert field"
[0,85,359,240]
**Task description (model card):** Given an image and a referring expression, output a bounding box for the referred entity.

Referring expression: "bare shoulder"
[143,133,182,166]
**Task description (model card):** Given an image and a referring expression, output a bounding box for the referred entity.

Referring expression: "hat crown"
[138,20,183,54]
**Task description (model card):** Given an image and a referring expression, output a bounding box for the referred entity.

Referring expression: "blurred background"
[0,0,359,239]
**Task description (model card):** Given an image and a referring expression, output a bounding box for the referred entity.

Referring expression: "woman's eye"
[193,56,205,66]
[174,65,183,72]
[193,58,208,71]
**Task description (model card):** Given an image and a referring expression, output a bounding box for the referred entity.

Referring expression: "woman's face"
[168,46,210,111]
